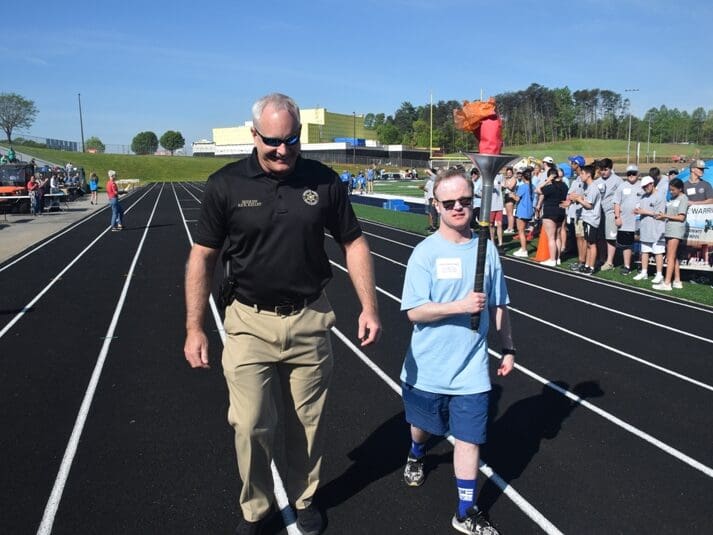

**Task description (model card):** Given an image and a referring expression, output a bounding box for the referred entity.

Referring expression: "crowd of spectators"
[466,156,713,290]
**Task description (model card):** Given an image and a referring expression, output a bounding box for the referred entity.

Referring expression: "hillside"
[10,139,713,183]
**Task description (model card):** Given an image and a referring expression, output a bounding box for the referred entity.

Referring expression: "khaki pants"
[222,293,335,521]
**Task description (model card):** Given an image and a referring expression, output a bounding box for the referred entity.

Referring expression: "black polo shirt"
[195,149,362,304]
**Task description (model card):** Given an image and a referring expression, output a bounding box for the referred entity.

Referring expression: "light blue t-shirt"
[400,232,510,395]
[515,182,534,219]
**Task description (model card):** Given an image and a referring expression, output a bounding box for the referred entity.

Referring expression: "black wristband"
[501,348,516,356]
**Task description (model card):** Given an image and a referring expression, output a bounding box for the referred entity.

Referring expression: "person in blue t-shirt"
[399,168,516,535]
[339,170,351,194]
[510,167,535,258]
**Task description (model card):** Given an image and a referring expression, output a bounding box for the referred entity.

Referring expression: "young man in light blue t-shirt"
[400,168,516,535]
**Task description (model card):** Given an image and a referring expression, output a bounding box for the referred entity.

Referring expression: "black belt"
[234,292,321,315]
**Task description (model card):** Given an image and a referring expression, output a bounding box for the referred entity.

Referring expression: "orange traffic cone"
[534,227,550,262]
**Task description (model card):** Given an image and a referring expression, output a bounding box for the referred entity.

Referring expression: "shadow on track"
[478,380,604,512]
[315,412,451,510]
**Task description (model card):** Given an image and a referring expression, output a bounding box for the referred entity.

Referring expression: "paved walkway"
[0,193,109,264]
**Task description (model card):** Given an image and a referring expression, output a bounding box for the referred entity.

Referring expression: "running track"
[1,183,712,534]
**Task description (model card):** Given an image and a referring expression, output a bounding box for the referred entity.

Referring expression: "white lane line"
[508,306,713,392]
[171,184,301,535]
[357,218,426,238]
[506,276,713,345]
[36,184,165,535]
[0,189,140,273]
[330,328,564,535]
[328,256,713,479]
[0,185,159,341]
[330,236,713,384]
[358,221,713,315]
[485,349,713,479]
[502,255,713,315]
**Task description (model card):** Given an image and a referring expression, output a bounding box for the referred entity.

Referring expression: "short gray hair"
[252,93,301,129]
[433,168,473,199]
[108,170,116,178]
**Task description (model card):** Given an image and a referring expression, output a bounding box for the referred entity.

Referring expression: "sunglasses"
[438,196,473,210]
[254,127,301,147]
[626,171,638,176]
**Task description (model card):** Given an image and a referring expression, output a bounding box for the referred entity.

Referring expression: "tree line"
[366,84,713,152]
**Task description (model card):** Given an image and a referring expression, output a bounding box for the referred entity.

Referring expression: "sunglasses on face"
[626,171,638,176]
[254,127,301,147]
[438,196,473,210]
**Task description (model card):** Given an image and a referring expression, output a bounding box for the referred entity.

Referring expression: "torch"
[454,99,518,331]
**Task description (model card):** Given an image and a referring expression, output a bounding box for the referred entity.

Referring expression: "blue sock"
[456,478,476,518]
[409,440,426,459]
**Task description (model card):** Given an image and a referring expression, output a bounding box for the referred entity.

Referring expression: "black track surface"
[2,182,712,534]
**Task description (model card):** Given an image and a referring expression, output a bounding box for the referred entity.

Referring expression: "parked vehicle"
[0,163,34,213]
[380,171,404,180]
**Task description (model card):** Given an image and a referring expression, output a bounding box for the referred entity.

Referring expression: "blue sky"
[4,0,712,151]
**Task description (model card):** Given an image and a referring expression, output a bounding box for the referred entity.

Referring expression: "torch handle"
[471,223,489,331]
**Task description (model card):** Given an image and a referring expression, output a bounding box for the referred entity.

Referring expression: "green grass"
[446,139,713,168]
[352,204,430,235]
[372,180,425,197]
[354,204,713,306]
[13,145,232,183]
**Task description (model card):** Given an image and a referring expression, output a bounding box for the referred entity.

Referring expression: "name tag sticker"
[436,258,463,279]
[623,188,631,195]
[672,200,680,208]
[687,187,696,195]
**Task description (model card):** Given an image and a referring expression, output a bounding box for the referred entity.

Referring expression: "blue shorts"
[402,383,489,445]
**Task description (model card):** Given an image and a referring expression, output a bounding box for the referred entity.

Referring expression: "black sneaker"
[403,455,425,487]
[579,265,594,275]
[452,506,500,535]
[296,505,324,535]
[569,262,581,271]
[619,266,632,275]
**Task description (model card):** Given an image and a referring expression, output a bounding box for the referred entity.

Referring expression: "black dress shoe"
[235,516,265,535]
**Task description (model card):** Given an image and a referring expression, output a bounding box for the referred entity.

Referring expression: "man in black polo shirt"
[184,93,381,535]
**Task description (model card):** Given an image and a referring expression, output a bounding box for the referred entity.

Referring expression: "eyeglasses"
[438,196,473,210]
[254,127,301,147]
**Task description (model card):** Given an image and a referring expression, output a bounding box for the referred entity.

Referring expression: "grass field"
[354,204,713,307]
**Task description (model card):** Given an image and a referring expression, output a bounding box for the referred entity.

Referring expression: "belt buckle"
[274,303,296,316]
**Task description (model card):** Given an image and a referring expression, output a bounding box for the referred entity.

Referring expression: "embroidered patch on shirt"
[303,189,319,206]
[237,199,262,208]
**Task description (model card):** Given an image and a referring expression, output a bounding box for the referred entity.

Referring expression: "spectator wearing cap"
[684,160,713,205]
[562,157,587,270]
[595,158,624,271]
[653,178,688,291]
[633,176,666,283]
[683,160,712,267]
[613,170,645,275]
[569,165,600,275]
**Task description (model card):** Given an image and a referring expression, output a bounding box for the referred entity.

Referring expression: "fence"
[11,133,134,155]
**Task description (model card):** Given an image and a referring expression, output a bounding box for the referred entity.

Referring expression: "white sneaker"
[651,273,664,284]
[652,282,672,291]
[672,281,683,289]
[632,272,648,281]
[540,259,557,267]
[512,249,529,258]
[556,258,561,265]
[504,228,515,234]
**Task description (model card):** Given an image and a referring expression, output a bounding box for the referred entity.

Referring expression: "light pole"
[78,93,85,152]
[646,116,652,163]
[624,88,639,165]
[352,111,356,164]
